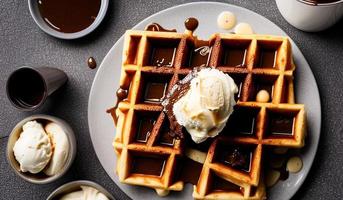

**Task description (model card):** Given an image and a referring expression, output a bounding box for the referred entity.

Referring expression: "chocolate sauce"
[38,0,101,33]
[150,46,176,67]
[131,154,166,176]
[178,157,203,185]
[257,49,276,68]
[250,187,257,196]
[267,112,295,137]
[114,87,129,111]
[106,86,129,125]
[7,68,45,107]
[136,118,156,143]
[223,48,247,67]
[188,40,212,68]
[144,82,168,103]
[224,107,259,136]
[279,166,290,180]
[217,146,253,172]
[162,69,199,138]
[265,149,290,181]
[87,57,97,69]
[145,23,177,32]
[158,121,175,146]
[185,134,214,152]
[211,173,243,193]
[184,17,199,32]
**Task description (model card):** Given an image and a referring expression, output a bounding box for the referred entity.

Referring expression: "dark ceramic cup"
[6,66,68,111]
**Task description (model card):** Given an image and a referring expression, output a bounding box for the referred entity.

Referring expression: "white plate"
[88,2,321,200]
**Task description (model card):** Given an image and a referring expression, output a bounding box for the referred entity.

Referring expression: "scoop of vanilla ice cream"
[60,186,109,200]
[13,121,52,174]
[43,122,69,176]
[173,68,237,143]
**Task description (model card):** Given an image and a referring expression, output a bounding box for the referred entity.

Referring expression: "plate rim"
[88,2,322,200]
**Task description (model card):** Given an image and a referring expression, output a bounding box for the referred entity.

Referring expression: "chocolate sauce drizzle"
[107,86,129,125]
[162,68,204,138]
[145,23,177,32]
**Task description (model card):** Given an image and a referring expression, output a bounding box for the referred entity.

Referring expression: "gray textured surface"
[0,0,342,200]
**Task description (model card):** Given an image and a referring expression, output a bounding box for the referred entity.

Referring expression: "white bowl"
[46,180,114,200]
[28,0,109,39]
[275,0,343,32]
[6,114,77,184]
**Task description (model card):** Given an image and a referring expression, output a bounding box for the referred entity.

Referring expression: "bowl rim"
[297,0,343,6]
[6,66,48,111]
[27,0,109,39]
[46,180,115,200]
[6,114,77,184]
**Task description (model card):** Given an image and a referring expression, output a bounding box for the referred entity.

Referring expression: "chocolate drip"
[184,17,199,32]
[87,57,97,69]
[145,23,177,32]
[106,107,117,124]
[107,86,129,125]
[162,69,201,138]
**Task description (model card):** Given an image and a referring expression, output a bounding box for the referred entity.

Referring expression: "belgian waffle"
[111,26,306,200]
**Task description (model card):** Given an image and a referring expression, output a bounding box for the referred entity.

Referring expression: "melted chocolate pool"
[38,0,101,33]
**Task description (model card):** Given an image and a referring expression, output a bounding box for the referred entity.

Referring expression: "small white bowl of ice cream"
[47,180,114,200]
[6,114,76,184]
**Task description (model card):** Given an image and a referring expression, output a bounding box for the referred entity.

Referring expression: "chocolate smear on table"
[145,23,177,32]
[87,57,97,69]
[162,68,205,138]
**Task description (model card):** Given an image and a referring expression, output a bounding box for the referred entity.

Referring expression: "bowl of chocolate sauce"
[28,0,109,39]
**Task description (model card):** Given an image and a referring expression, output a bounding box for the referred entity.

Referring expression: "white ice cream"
[13,121,52,174]
[43,122,69,176]
[59,186,109,200]
[173,68,237,143]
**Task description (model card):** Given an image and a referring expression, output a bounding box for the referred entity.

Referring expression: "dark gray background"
[1,0,342,199]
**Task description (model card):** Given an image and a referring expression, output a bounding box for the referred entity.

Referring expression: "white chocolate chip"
[217,11,236,30]
[286,156,303,173]
[256,90,270,103]
[270,156,286,169]
[234,23,254,34]
[155,189,170,197]
[185,148,207,164]
[273,147,288,154]
[265,169,280,187]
